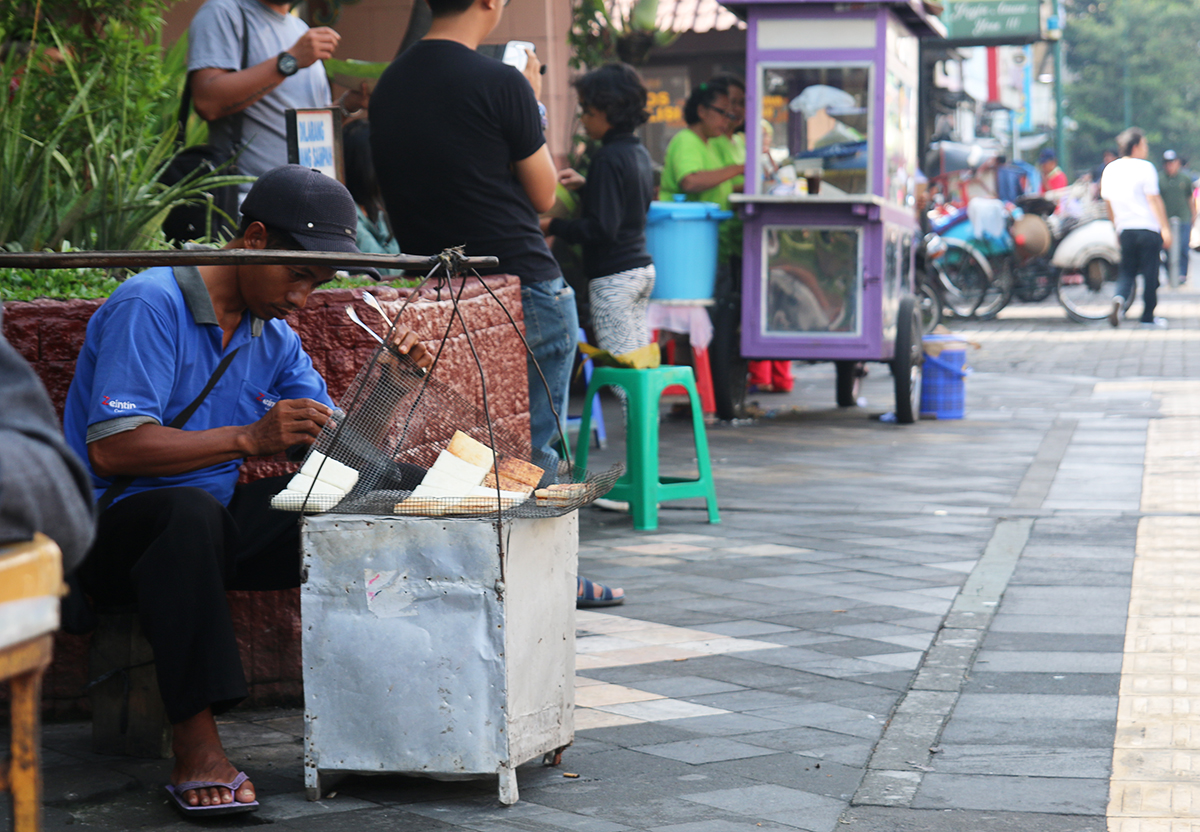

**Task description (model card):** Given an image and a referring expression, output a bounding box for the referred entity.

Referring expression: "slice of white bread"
[455,495,522,511]
[429,447,490,487]
[396,432,496,515]
[534,482,589,506]
[446,431,494,469]
[273,452,361,513]
[414,466,477,494]
[409,481,462,500]
[285,473,345,498]
[393,497,464,516]
[271,488,345,512]
[392,493,523,515]
[482,457,544,495]
[298,452,360,493]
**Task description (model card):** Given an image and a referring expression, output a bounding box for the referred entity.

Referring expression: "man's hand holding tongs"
[384,326,434,374]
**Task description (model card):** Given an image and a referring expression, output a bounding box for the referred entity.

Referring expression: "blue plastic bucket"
[920,334,970,419]
[645,197,733,300]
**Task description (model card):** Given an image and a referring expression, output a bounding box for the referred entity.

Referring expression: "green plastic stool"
[575,365,720,531]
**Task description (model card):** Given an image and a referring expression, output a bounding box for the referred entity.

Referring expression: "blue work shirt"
[63,265,332,507]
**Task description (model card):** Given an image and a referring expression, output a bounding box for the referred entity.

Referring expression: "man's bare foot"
[170,708,256,807]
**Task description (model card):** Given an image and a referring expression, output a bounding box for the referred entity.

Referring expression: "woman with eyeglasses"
[659,82,744,211]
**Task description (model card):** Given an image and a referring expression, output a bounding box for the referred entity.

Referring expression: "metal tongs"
[345,305,384,344]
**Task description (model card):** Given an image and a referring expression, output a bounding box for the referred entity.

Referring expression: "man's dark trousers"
[1116,228,1163,323]
[79,476,299,724]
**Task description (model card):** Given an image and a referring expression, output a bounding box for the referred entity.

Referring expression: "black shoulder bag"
[161,8,251,246]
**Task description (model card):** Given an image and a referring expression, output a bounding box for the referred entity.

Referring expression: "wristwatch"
[276,52,299,77]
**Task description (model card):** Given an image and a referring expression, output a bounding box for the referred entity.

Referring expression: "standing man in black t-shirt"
[370,0,578,464]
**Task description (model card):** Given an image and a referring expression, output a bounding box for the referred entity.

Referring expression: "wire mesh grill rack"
[271,249,622,520]
[271,347,621,519]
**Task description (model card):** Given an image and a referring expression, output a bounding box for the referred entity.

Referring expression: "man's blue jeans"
[1116,228,1163,322]
[521,277,579,462]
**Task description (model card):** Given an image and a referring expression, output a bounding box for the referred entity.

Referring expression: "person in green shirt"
[707,74,746,193]
[659,82,743,249]
[1159,149,1194,283]
[707,73,746,254]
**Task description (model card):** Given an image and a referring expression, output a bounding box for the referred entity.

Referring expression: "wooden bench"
[0,534,65,832]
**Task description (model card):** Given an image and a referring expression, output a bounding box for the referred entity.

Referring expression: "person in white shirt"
[1100,127,1172,328]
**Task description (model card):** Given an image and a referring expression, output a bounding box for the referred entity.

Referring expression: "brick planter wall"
[2,276,529,718]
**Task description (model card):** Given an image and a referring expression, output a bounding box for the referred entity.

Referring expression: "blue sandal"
[577,576,625,608]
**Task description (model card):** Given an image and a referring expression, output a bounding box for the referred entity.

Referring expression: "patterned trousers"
[588,264,656,356]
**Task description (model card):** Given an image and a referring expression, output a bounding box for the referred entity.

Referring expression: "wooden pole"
[0,250,498,273]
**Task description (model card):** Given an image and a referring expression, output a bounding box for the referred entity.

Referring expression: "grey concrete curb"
[853,517,1034,807]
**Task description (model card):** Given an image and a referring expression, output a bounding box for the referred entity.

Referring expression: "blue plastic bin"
[920,334,970,419]
[645,197,733,300]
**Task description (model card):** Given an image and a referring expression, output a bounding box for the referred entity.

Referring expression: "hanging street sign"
[938,0,1044,45]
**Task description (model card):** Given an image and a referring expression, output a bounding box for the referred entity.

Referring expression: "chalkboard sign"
[286,107,344,182]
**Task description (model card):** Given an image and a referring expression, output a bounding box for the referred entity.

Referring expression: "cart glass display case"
[762,226,862,337]
[727,0,943,364]
[759,66,872,198]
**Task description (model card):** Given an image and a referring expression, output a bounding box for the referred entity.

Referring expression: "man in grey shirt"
[187,0,367,200]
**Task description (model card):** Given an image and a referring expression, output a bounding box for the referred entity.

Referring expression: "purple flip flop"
[166,770,260,816]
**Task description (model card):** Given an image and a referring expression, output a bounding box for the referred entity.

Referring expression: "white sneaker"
[1140,317,1169,329]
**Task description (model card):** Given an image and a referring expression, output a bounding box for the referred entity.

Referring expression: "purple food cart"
[713,0,944,422]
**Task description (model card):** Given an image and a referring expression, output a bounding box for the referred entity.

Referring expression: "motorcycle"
[931,192,1122,323]
[1012,195,1124,323]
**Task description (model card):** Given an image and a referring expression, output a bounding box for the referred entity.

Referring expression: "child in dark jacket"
[544,63,655,357]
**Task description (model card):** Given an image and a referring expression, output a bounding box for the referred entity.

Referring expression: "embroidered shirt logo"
[255,391,278,409]
[101,395,137,411]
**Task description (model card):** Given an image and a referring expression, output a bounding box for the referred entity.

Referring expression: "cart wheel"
[892,296,923,424]
[835,361,866,407]
[709,292,748,421]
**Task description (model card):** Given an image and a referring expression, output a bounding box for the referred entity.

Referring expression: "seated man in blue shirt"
[63,166,431,816]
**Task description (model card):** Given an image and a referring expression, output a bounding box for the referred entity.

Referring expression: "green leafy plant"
[1065,0,1200,167]
[0,242,121,302]
[568,0,679,69]
[1,22,249,254]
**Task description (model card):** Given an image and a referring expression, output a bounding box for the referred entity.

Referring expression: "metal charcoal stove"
[274,250,620,804]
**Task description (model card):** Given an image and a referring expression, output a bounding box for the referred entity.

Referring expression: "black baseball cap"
[240,165,380,279]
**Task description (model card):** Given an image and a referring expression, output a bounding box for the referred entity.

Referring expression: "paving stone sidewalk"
[8,284,1200,832]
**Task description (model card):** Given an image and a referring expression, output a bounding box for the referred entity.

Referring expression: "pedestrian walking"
[1159,149,1193,284]
[1100,127,1172,329]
